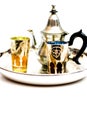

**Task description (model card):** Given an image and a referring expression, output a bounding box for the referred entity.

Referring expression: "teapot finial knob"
[50,5,57,14]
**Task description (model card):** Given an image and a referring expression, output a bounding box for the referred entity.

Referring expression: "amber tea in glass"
[11,36,30,73]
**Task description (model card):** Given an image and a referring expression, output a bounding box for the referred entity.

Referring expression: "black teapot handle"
[68,29,87,64]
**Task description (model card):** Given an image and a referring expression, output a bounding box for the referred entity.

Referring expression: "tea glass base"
[12,66,27,73]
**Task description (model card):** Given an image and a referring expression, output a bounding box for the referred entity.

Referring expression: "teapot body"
[39,32,69,73]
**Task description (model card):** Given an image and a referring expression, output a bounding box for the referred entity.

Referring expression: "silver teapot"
[38,5,87,73]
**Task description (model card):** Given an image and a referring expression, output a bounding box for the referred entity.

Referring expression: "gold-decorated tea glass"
[11,36,30,73]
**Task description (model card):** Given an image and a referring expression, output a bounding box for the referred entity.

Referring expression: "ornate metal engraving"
[51,45,62,60]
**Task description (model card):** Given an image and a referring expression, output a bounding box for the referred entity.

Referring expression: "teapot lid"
[42,5,68,35]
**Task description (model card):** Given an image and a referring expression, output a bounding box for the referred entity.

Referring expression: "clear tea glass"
[11,36,30,73]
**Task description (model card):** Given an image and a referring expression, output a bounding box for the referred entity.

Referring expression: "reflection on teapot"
[38,5,87,74]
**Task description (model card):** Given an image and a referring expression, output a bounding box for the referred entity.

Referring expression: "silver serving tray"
[0,48,87,85]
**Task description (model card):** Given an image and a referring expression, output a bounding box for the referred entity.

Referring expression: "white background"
[0,0,87,50]
[0,0,87,130]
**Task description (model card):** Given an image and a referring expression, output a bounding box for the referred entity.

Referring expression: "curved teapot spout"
[27,29,37,49]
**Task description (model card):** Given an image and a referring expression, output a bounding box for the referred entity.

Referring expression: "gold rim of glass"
[11,36,30,41]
